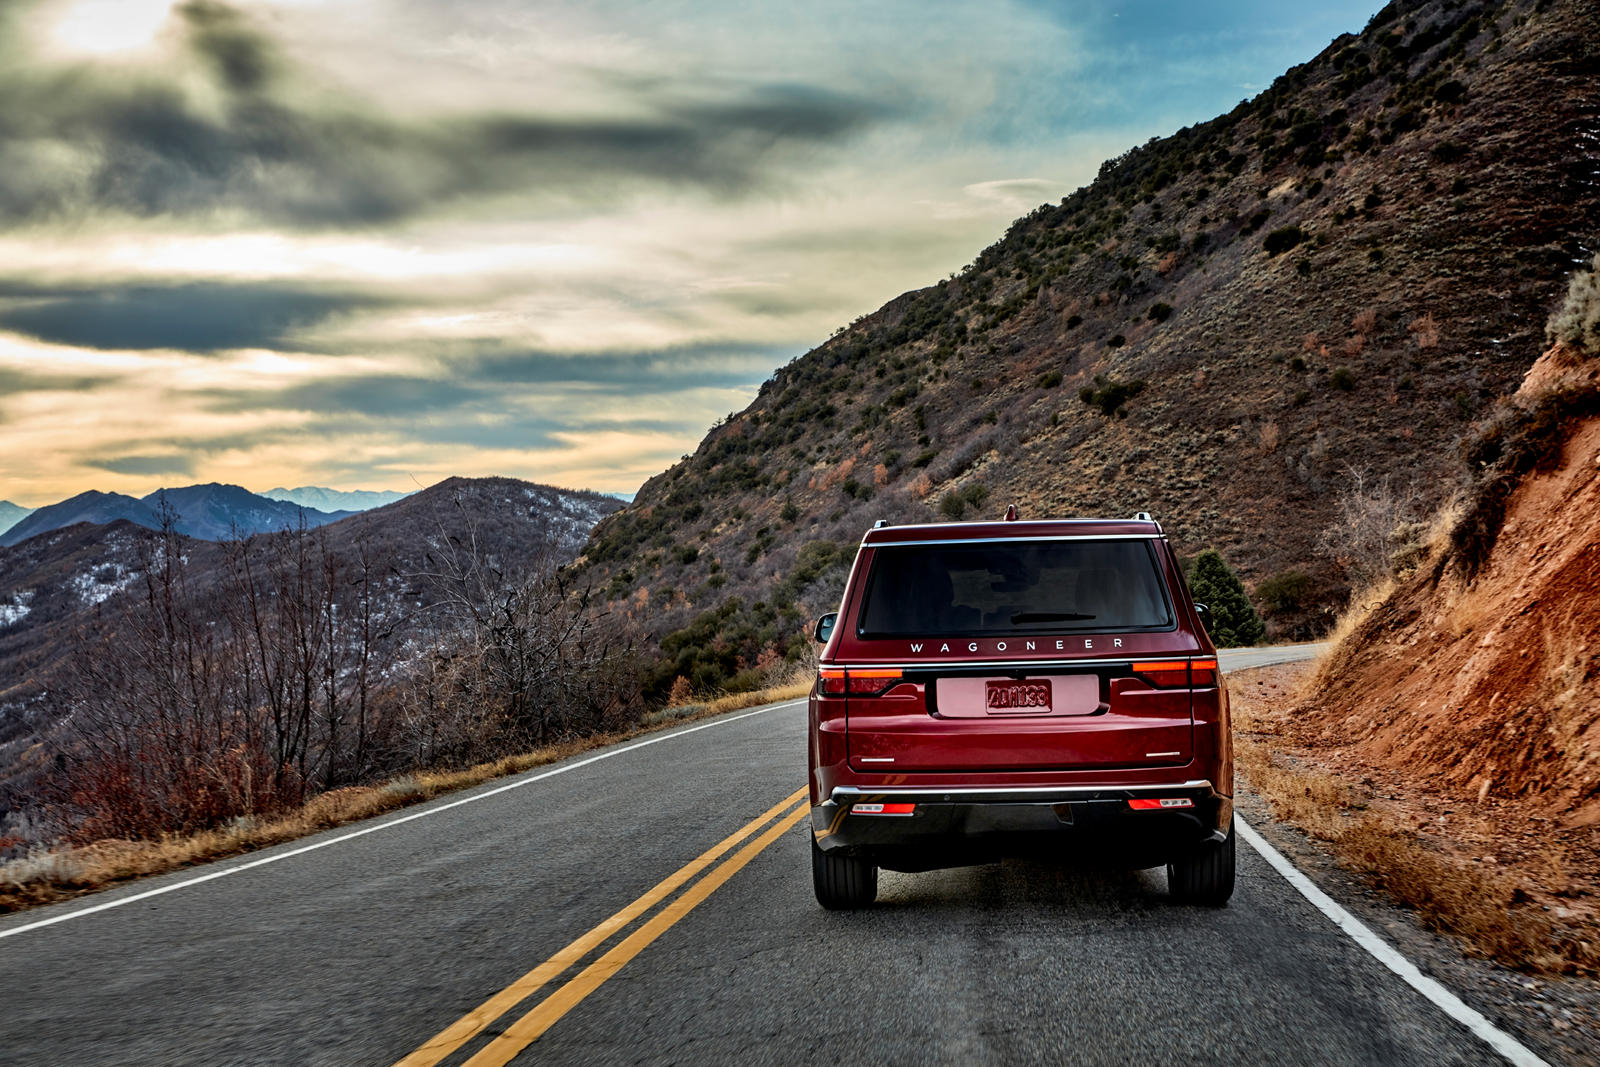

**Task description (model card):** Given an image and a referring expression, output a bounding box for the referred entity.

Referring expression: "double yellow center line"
[395,786,810,1067]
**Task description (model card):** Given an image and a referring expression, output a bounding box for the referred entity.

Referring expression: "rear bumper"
[811,781,1231,872]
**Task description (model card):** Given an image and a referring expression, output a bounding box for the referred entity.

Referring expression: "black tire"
[812,837,877,909]
[1167,819,1236,906]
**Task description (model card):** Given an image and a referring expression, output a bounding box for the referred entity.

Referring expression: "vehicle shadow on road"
[871,859,1173,913]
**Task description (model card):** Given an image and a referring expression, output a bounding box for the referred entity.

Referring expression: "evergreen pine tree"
[1186,549,1265,648]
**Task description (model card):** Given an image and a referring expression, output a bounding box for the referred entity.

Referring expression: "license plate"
[985,679,1052,713]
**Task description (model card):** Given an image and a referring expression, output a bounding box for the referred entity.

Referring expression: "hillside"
[0,477,623,800]
[573,0,1600,686]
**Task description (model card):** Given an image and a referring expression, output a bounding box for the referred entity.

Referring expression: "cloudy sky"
[0,0,1383,504]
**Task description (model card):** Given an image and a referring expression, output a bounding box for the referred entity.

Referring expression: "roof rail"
[872,518,891,529]
[1133,511,1153,522]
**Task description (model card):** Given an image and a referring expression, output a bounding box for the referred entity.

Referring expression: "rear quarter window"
[856,539,1174,638]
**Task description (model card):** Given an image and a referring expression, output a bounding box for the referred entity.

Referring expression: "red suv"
[807,514,1234,908]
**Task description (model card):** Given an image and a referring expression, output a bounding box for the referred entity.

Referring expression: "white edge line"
[0,699,809,942]
[1235,815,1549,1067]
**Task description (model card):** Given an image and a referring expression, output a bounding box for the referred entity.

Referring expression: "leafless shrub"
[47,509,390,841]
[1408,312,1440,349]
[1313,467,1429,591]
[400,510,644,767]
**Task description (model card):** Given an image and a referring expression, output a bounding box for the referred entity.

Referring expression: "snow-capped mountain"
[263,486,412,512]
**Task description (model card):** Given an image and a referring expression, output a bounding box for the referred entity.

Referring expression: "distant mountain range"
[0,484,350,548]
[264,486,413,512]
[0,502,31,538]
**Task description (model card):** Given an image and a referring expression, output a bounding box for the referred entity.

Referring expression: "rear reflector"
[1128,797,1195,810]
[852,802,916,816]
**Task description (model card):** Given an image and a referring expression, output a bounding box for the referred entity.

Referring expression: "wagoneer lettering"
[807,513,1235,910]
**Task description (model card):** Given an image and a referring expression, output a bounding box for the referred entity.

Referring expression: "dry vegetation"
[1234,663,1596,974]
[0,675,812,915]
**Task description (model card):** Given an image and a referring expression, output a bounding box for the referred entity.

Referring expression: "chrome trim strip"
[830,780,1214,801]
[862,533,1164,547]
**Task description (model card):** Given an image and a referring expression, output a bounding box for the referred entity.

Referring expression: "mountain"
[263,486,413,512]
[0,502,32,537]
[0,484,347,547]
[141,484,349,542]
[319,477,622,563]
[572,0,1600,676]
[0,491,156,547]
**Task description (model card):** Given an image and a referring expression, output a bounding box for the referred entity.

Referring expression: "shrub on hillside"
[1548,252,1599,355]
[1263,226,1306,256]
[938,482,989,521]
[1079,375,1146,418]
[1185,550,1265,648]
[1256,569,1315,615]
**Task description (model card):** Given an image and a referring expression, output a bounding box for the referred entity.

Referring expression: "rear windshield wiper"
[1009,611,1096,623]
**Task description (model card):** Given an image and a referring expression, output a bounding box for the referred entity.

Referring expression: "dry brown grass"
[1235,666,1595,975]
[0,679,813,916]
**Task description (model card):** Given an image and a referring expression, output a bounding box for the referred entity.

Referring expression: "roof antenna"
[1004,504,1018,521]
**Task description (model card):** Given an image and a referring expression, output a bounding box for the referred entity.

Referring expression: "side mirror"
[1194,603,1212,631]
[814,612,837,644]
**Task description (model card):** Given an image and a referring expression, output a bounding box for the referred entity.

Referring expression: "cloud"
[0,364,111,393]
[0,2,900,228]
[0,281,382,351]
[84,452,197,477]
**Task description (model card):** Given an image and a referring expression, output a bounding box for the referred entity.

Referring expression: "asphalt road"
[0,642,1535,1066]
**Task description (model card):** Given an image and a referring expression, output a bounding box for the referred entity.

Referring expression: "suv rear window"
[856,539,1174,638]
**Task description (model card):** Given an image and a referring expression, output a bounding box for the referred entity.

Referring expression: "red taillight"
[1131,661,1190,688]
[1130,658,1219,688]
[1128,797,1194,810]
[818,667,903,696]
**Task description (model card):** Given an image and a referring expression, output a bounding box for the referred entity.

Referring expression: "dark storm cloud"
[84,453,197,477]
[462,342,791,392]
[0,2,898,228]
[0,281,383,352]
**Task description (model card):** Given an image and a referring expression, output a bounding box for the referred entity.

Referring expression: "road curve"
[0,641,1533,1066]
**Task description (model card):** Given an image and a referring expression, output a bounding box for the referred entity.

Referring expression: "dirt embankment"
[1306,344,1600,825]
[1241,344,1600,972]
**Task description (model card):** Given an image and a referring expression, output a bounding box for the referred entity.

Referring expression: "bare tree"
[1314,466,1430,591]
